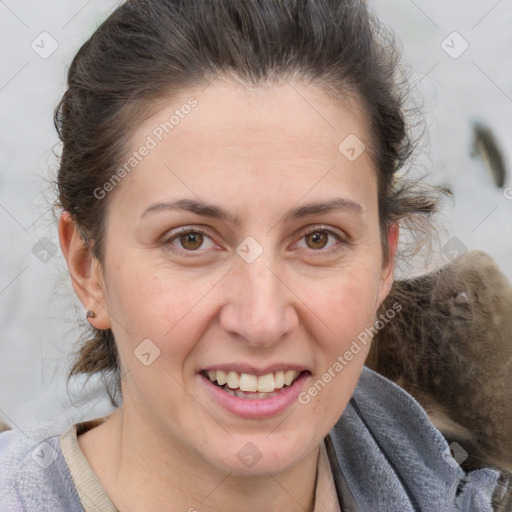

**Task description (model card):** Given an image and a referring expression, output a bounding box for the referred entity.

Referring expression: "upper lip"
[200,363,310,376]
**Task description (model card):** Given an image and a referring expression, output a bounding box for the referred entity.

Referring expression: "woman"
[0,0,504,510]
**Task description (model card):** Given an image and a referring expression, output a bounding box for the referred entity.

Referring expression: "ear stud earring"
[86,310,97,319]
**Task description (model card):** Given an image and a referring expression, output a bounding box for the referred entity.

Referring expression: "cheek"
[104,257,218,362]
[105,263,209,411]
[299,255,383,388]
[296,273,380,430]
[308,262,383,339]
[324,281,376,326]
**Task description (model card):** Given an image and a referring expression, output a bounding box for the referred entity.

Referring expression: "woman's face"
[87,79,396,474]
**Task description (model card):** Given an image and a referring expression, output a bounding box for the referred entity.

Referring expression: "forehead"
[142,79,370,158]
[115,79,376,214]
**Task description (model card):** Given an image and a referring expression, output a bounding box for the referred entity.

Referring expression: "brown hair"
[55,0,443,404]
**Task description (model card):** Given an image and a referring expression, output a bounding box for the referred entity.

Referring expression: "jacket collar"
[325,366,499,511]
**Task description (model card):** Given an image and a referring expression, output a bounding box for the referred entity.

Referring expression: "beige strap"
[59,422,118,512]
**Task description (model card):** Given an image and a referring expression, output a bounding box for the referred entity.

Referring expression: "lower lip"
[199,372,309,419]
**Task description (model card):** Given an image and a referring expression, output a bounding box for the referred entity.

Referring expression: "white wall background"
[1,0,511,438]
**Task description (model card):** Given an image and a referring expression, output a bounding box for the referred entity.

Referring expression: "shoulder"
[328,366,500,512]
[0,428,83,512]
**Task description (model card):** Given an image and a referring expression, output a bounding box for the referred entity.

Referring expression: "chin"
[202,433,313,476]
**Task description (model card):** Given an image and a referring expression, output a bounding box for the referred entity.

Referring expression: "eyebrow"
[141,197,363,224]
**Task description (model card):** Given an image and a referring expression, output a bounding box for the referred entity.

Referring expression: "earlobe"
[58,212,111,330]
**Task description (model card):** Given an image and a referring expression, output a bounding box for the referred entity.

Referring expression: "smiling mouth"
[201,369,304,399]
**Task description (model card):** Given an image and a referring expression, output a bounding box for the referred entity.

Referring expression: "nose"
[219,256,299,347]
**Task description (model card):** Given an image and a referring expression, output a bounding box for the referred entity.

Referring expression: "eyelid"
[297,224,348,240]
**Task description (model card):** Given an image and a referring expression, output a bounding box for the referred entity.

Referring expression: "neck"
[78,407,320,512]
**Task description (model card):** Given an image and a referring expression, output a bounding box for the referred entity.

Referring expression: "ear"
[376,222,399,308]
[58,211,111,330]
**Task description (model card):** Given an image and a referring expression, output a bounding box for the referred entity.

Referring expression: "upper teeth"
[206,370,300,393]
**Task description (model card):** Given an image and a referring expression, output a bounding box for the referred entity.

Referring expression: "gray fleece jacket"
[0,367,501,511]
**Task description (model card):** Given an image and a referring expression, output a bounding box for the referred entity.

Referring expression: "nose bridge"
[220,254,297,345]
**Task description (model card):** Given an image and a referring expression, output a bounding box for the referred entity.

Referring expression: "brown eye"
[163,227,216,254]
[305,231,329,250]
[179,232,204,250]
[295,227,345,254]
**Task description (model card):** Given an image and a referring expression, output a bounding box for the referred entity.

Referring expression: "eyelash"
[162,225,347,256]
